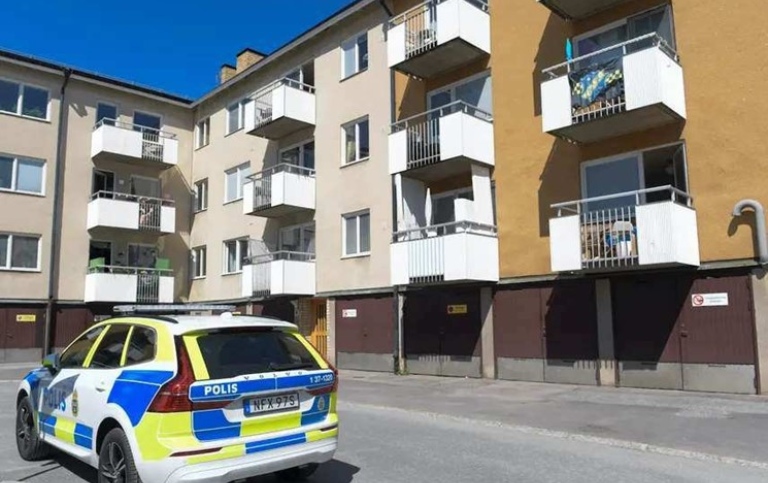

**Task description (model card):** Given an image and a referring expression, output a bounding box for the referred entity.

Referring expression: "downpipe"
[732,199,768,266]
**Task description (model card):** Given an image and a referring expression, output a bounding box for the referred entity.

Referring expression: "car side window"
[89,325,132,369]
[59,326,106,369]
[124,326,157,366]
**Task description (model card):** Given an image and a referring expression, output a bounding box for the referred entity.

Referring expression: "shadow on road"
[249,459,361,482]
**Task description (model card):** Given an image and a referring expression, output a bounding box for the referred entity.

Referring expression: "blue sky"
[0,0,356,99]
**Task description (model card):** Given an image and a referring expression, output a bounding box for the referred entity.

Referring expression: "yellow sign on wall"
[16,314,36,323]
[447,304,468,315]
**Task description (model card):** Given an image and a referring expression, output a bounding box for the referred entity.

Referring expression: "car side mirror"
[42,353,61,374]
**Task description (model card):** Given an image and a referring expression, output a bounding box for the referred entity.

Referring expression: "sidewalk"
[338,370,768,465]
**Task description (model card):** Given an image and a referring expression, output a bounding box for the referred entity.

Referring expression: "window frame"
[279,138,316,170]
[96,101,118,127]
[196,117,211,149]
[223,163,251,204]
[341,31,369,80]
[342,210,371,258]
[86,324,134,370]
[122,324,158,367]
[194,178,208,212]
[0,154,46,196]
[0,232,42,272]
[192,245,207,279]
[222,237,249,275]
[0,78,50,121]
[225,99,250,135]
[341,116,370,166]
[132,109,163,132]
[59,325,107,370]
[279,222,316,253]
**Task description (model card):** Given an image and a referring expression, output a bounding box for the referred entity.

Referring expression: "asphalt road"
[1,367,768,482]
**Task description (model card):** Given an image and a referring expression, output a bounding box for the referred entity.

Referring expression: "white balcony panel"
[91,124,178,166]
[387,0,490,78]
[388,129,408,175]
[245,82,316,139]
[440,112,495,167]
[243,166,316,217]
[272,171,315,210]
[537,0,633,20]
[244,259,316,297]
[549,215,582,272]
[636,201,699,267]
[86,196,175,234]
[541,40,686,143]
[84,273,174,303]
[160,206,176,233]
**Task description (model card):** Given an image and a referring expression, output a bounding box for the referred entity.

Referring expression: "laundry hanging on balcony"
[569,57,625,116]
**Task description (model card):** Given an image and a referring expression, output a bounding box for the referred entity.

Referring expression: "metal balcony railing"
[542,33,679,125]
[389,0,489,59]
[86,265,173,304]
[391,101,492,169]
[94,118,176,163]
[90,191,174,231]
[250,78,316,131]
[551,185,693,270]
[394,220,497,242]
[247,164,316,211]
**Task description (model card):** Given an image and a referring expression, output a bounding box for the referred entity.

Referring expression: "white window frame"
[427,70,492,111]
[191,245,207,279]
[195,117,210,149]
[342,209,371,258]
[0,154,46,196]
[341,31,369,80]
[279,139,315,170]
[222,237,249,275]
[0,78,50,121]
[194,178,208,212]
[279,222,316,253]
[224,163,251,203]
[341,116,370,166]
[0,233,42,272]
[225,99,250,135]
[96,101,119,126]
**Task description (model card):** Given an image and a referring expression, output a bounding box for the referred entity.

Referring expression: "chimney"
[236,48,265,73]
[219,64,237,84]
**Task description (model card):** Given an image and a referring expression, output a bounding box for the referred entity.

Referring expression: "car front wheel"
[16,395,51,461]
[98,428,141,483]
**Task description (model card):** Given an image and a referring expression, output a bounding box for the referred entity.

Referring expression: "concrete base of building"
[496,357,598,385]
[337,352,393,373]
[618,361,684,390]
[618,361,756,394]
[0,349,41,364]
[406,355,481,378]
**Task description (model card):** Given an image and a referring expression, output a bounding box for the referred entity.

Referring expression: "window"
[133,111,161,131]
[224,163,251,203]
[0,233,41,270]
[0,155,45,195]
[194,179,208,212]
[96,102,117,126]
[226,99,249,134]
[343,210,371,256]
[124,326,157,365]
[279,223,315,253]
[341,33,369,79]
[192,246,207,279]
[280,140,315,170]
[342,117,370,165]
[0,79,49,120]
[196,117,210,148]
[60,326,106,369]
[223,238,249,274]
[88,324,132,369]
[196,330,320,379]
[429,72,493,114]
[432,189,474,225]
[92,170,115,195]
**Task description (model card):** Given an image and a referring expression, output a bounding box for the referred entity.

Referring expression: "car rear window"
[195,330,321,380]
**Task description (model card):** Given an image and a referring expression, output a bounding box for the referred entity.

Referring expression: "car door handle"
[95,382,108,392]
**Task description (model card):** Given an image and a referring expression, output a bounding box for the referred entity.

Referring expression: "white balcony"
[549,186,700,272]
[91,120,179,167]
[541,34,686,144]
[85,266,174,303]
[537,0,632,20]
[391,221,498,285]
[241,251,316,298]
[243,164,315,217]
[245,78,316,140]
[388,0,490,79]
[87,192,175,233]
[389,101,494,179]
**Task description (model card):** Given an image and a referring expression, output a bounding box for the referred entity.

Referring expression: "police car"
[15,305,339,483]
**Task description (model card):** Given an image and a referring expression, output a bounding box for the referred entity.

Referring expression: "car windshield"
[195,329,321,379]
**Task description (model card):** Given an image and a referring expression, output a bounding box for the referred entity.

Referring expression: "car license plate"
[244,393,299,416]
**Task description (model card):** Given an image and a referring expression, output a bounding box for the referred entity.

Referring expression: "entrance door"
[310,299,328,358]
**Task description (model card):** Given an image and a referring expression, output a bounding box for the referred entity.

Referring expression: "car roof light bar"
[113,304,238,316]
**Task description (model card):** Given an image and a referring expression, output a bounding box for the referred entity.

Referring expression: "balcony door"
[128,244,156,269]
[92,170,114,196]
[280,140,315,171]
[279,223,315,255]
[428,72,493,114]
[89,241,113,266]
[130,176,161,198]
[431,188,473,234]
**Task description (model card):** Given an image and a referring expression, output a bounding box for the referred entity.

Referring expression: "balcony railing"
[550,186,699,271]
[85,265,174,303]
[540,33,685,142]
[387,0,490,78]
[248,164,316,212]
[91,119,179,165]
[88,191,175,233]
[243,249,316,298]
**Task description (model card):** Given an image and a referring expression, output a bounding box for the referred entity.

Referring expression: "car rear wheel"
[276,463,320,481]
[16,395,51,461]
[98,428,141,483]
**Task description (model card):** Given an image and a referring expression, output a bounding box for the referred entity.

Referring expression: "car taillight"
[308,354,339,396]
[148,338,195,413]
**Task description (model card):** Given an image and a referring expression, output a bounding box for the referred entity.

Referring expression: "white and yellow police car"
[15,305,339,483]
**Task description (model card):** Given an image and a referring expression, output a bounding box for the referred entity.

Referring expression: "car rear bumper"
[162,438,337,483]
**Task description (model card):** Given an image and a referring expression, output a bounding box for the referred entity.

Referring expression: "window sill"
[192,276,207,280]
[223,198,243,206]
[341,157,370,169]
[0,188,45,198]
[194,143,210,151]
[194,208,208,214]
[222,271,242,277]
[0,267,42,273]
[341,252,371,260]
[0,110,51,124]
[340,68,368,83]
[224,128,243,138]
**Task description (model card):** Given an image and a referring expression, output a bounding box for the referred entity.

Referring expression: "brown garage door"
[495,281,598,385]
[335,294,394,372]
[0,306,45,362]
[403,287,481,378]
